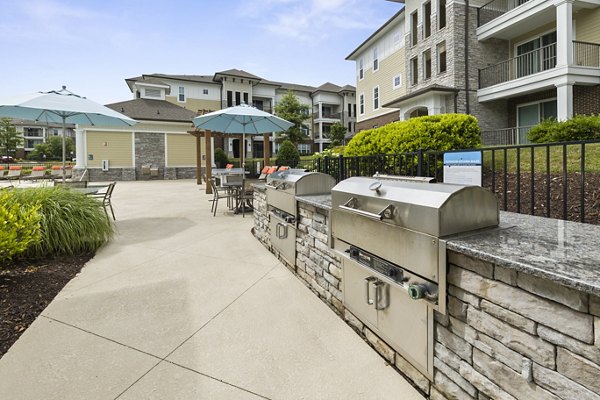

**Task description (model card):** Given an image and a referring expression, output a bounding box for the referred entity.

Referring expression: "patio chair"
[50,166,63,179]
[225,163,234,169]
[1,166,22,181]
[91,182,116,220]
[238,180,254,218]
[209,177,234,217]
[258,166,271,180]
[0,166,5,177]
[23,166,47,181]
[278,166,290,171]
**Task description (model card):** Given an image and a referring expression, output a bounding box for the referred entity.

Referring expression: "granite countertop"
[447,211,600,296]
[253,182,266,191]
[296,194,332,210]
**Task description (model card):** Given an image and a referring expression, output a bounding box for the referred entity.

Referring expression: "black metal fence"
[309,140,600,225]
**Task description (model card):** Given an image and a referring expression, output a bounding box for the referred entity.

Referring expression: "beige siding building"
[346,9,407,133]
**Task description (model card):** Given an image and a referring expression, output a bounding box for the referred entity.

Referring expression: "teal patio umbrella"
[193,104,294,189]
[0,86,137,181]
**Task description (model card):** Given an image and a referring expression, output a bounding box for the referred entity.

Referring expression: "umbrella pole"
[62,116,66,183]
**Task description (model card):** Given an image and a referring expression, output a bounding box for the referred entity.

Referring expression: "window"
[298,143,311,154]
[373,86,379,110]
[439,0,446,29]
[348,105,352,117]
[243,92,249,105]
[359,94,365,115]
[359,58,364,80]
[235,91,241,105]
[437,42,447,73]
[353,104,357,117]
[178,86,185,102]
[424,2,431,38]
[146,88,161,98]
[203,89,209,95]
[393,74,402,89]
[227,91,233,107]
[411,57,418,85]
[348,122,352,132]
[423,49,432,80]
[373,47,379,71]
[411,11,418,46]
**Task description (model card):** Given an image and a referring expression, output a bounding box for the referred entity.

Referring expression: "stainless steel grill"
[331,176,499,378]
[266,170,336,264]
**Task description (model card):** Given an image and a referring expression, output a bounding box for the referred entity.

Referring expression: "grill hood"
[332,177,499,238]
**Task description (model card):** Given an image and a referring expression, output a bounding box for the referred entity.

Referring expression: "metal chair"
[209,178,234,216]
[91,182,116,220]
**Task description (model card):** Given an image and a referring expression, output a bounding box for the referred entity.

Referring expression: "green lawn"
[482,143,600,174]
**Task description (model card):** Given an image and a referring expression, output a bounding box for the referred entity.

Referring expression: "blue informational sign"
[443,151,482,186]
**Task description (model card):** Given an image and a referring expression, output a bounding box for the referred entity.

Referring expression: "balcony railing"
[312,112,341,120]
[479,43,556,88]
[574,41,600,67]
[481,126,533,146]
[477,0,531,26]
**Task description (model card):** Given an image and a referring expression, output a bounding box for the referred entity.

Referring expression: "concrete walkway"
[0,180,423,400]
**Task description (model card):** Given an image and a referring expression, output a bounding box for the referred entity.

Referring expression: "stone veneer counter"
[296,195,600,296]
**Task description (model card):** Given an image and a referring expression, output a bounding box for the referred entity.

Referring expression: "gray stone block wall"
[87,168,136,182]
[251,191,600,399]
[135,132,165,180]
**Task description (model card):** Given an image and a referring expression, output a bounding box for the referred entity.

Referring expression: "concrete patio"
[0,180,423,400]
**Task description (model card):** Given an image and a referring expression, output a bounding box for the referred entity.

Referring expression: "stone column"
[75,128,85,168]
[556,82,574,120]
[555,0,573,67]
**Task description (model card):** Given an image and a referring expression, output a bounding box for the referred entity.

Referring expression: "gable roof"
[315,82,343,93]
[213,69,263,81]
[346,8,405,60]
[105,99,196,123]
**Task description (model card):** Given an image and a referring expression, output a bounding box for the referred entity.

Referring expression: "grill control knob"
[349,247,359,258]
[408,283,428,300]
[369,181,382,192]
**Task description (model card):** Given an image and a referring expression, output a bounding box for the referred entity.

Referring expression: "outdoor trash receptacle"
[142,165,151,175]
[150,167,159,177]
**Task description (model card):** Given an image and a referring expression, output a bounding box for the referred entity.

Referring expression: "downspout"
[465,0,471,114]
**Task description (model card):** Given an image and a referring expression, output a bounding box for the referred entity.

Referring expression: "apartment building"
[352,0,600,145]
[346,9,407,132]
[126,70,356,154]
[11,120,75,158]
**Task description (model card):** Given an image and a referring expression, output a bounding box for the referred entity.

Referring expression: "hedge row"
[528,114,600,143]
[345,114,481,156]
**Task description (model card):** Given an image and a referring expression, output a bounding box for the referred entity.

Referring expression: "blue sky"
[1,0,402,105]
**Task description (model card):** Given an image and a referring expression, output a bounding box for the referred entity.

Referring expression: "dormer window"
[145,88,161,98]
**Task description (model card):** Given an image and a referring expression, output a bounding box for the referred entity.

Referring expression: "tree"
[276,139,300,167]
[274,91,310,145]
[0,118,22,159]
[330,122,347,147]
[29,136,75,160]
[214,147,229,168]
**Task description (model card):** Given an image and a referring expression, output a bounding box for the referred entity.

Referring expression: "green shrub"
[0,190,42,263]
[214,147,229,168]
[528,115,600,143]
[277,140,300,166]
[6,187,114,258]
[345,114,481,156]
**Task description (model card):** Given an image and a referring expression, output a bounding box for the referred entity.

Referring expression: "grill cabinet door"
[269,213,296,264]
[343,258,378,329]
[378,282,431,376]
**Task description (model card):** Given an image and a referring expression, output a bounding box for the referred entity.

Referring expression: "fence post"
[339,154,345,181]
[417,148,423,177]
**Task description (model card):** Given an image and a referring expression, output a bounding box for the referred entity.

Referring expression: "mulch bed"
[484,171,600,225]
[0,254,92,359]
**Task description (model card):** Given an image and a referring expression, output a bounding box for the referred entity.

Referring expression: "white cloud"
[240,0,383,42]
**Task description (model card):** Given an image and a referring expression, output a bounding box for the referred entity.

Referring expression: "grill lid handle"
[340,197,394,221]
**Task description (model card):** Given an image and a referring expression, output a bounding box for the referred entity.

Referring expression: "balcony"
[477,0,532,26]
[479,43,556,89]
[312,112,341,120]
[574,41,600,67]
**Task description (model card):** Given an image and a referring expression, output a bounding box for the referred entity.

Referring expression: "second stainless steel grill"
[331,176,499,378]
[266,170,336,264]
